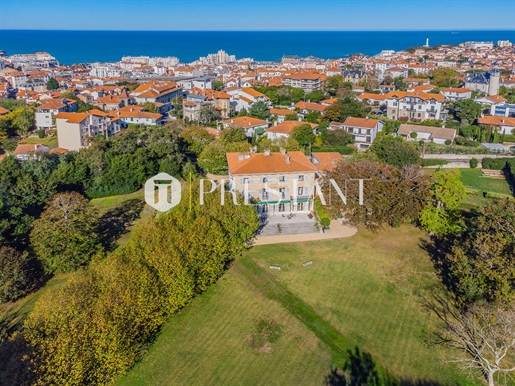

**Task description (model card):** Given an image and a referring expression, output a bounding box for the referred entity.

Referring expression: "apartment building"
[226,150,317,215]
[220,116,269,137]
[132,81,183,104]
[55,110,117,151]
[439,88,472,102]
[282,72,323,92]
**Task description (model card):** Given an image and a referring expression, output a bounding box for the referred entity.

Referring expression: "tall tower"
[488,62,500,96]
[424,36,429,48]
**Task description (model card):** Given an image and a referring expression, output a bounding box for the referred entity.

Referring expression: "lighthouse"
[424,36,430,48]
[488,62,500,96]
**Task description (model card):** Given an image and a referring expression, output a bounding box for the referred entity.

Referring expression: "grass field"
[118,226,477,386]
[19,136,58,147]
[459,168,512,196]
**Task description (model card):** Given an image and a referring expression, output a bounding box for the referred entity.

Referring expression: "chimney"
[285,155,290,164]
[298,116,302,122]
[280,147,286,155]
[231,119,234,123]
[238,153,251,161]
[274,121,278,126]
[264,149,271,156]
[366,116,369,120]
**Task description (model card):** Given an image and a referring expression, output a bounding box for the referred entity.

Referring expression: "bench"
[303,260,313,267]
[269,265,281,270]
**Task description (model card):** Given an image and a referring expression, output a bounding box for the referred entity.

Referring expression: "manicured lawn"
[19,136,58,147]
[118,226,477,385]
[460,168,512,196]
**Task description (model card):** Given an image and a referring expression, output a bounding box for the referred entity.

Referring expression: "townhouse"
[226,150,317,215]
[227,87,269,113]
[108,105,163,126]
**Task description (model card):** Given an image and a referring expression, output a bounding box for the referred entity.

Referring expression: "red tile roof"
[227,151,316,175]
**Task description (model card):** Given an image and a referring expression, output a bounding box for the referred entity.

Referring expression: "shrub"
[37,129,46,139]
[0,247,29,304]
[409,132,418,139]
[469,158,478,169]
[320,217,331,228]
[249,319,282,352]
[481,158,507,170]
[444,139,452,146]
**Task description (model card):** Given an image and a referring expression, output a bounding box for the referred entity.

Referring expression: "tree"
[426,293,515,386]
[180,126,214,155]
[46,78,59,91]
[451,99,482,125]
[305,110,321,123]
[11,107,35,137]
[198,103,218,124]
[30,192,101,274]
[291,124,315,148]
[141,101,157,113]
[220,126,247,144]
[213,81,224,90]
[419,170,466,235]
[430,68,460,88]
[0,246,29,304]
[325,161,430,231]
[305,90,325,103]
[439,199,515,304]
[248,101,270,120]
[324,128,353,147]
[323,103,344,122]
[368,136,420,168]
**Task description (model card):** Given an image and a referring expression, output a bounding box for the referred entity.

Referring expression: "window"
[418,113,421,118]
[418,105,422,110]
[278,203,286,212]
[278,187,286,199]
[298,187,305,195]
[262,177,268,183]
[241,177,250,184]
[298,175,305,181]
[297,202,304,211]
[279,176,285,182]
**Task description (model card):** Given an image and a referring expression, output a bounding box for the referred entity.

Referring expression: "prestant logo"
[144,172,182,212]
[145,173,367,213]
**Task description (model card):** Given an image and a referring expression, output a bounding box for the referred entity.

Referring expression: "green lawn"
[118,226,477,386]
[19,136,58,147]
[460,168,512,196]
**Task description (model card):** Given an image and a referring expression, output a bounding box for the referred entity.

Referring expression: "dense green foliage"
[0,247,29,304]
[449,99,482,125]
[248,101,271,120]
[368,136,420,168]
[323,97,370,123]
[419,158,448,167]
[291,124,316,147]
[30,192,101,274]
[419,170,466,235]
[252,85,305,106]
[22,184,259,385]
[46,78,59,91]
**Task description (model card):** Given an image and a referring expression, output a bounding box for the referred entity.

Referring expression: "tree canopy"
[368,136,420,168]
[46,78,59,91]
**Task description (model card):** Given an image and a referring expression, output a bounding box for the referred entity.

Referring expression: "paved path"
[253,221,358,245]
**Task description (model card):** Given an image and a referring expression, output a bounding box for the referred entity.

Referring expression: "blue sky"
[0,0,514,30]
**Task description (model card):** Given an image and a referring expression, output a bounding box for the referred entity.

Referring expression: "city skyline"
[1,0,514,31]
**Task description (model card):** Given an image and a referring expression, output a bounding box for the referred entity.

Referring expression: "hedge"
[420,159,449,167]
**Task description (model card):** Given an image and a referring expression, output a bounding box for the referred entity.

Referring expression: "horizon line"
[1,28,513,32]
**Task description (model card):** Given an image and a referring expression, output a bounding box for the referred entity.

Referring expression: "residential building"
[109,106,163,126]
[227,87,269,113]
[464,64,500,96]
[282,72,323,92]
[35,98,78,130]
[270,108,295,123]
[266,120,317,140]
[440,88,472,102]
[397,124,456,145]
[384,91,444,120]
[294,101,327,118]
[226,150,317,215]
[478,116,515,134]
[220,116,268,137]
[55,110,115,151]
[342,116,384,149]
[341,69,367,84]
[132,81,183,104]
[13,143,50,161]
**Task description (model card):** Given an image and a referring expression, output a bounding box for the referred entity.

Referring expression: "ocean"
[0,30,514,65]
